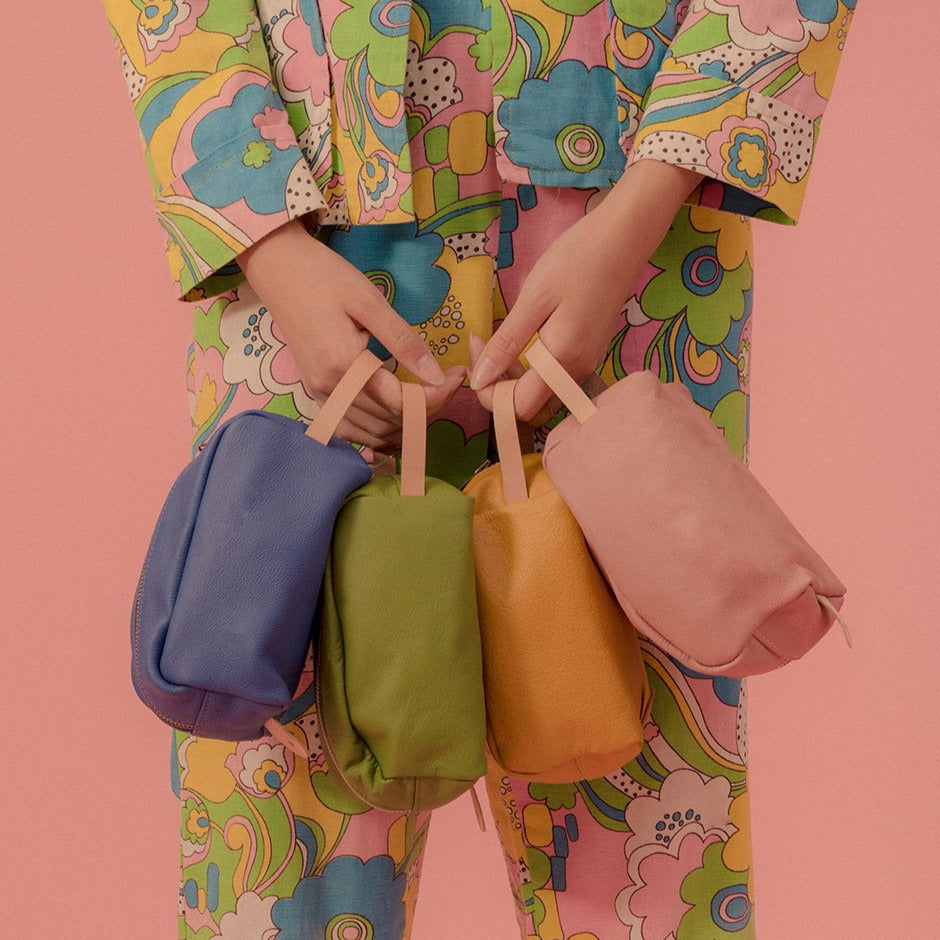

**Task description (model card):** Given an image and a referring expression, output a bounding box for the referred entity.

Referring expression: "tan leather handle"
[305,348,386,445]
[816,594,854,649]
[493,380,527,504]
[524,335,598,425]
[399,382,427,496]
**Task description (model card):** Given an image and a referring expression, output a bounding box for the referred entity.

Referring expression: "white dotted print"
[121,49,146,101]
[606,768,656,799]
[748,91,814,182]
[736,679,749,764]
[678,41,788,83]
[404,40,462,118]
[443,231,487,261]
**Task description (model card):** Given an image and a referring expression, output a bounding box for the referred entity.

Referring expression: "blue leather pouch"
[130,350,384,742]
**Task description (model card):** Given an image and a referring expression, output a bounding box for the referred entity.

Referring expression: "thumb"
[469,295,544,391]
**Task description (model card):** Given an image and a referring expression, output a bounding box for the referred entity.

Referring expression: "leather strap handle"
[399,382,427,496]
[493,380,527,504]
[816,594,854,649]
[524,335,598,425]
[305,348,386,445]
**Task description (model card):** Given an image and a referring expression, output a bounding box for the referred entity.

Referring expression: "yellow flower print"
[191,371,219,429]
[166,236,185,286]
[185,805,209,841]
[251,757,288,795]
[178,737,238,804]
[689,204,753,269]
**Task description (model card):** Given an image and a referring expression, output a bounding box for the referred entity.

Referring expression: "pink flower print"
[705,114,779,198]
[217,295,321,417]
[225,740,294,799]
[136,0,208,63]
[617,829,725,940]
[281,12,331,111]
[624,768,735,855]
[252,105,297,151]
[211,890,278,940]
[219,301,287,395]
[266,315,304,388]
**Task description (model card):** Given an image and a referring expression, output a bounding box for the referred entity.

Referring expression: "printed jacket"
[100,0,858,302]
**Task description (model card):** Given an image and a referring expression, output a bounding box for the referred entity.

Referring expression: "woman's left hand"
[468,159,705,422]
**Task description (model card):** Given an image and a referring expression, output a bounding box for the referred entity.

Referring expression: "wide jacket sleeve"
[622,0,859,224]
[101,0,330,302]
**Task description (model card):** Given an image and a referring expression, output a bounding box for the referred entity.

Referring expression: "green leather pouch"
[315,383,486,813]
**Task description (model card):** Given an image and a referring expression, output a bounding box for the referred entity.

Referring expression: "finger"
[468,331,485,371]
[510,367,557,424]
[304,356,402,424]
[332,414,402,451]
[424,365,468,416]
[469,290,551,391]
[359,363,405,418]
[342,401,403,439]
[358,360,464,420]
[469,331,526,413]
[356,299,446,387]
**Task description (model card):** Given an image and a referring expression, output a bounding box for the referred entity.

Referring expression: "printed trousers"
[176,172,758,939]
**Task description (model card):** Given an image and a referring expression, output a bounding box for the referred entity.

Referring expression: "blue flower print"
[499,60,624,187]
[184,83,298,215]
[271,855,406,940]
[326,221,449,359]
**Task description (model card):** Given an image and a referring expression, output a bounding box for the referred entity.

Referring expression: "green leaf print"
[611,0,668,28]
[641,206,753,347]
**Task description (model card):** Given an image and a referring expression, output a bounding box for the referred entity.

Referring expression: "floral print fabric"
[101,0,856,301]
[100,0,858,937]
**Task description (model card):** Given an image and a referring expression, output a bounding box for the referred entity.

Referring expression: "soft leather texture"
[541,370,848,677]
[464,452,651,782]
[131,409,372,740]
[316,474,487,813]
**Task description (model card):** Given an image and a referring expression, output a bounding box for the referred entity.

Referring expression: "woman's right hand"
[237,219,467,452]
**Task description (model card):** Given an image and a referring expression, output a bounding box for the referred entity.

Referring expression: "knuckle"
[490,329,521,360]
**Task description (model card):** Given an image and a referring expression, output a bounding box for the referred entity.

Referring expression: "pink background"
[3,3,937,937]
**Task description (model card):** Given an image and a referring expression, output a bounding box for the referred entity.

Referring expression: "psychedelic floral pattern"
[624,0,858,222]
[102,1,858,937]
[102,0,855,300]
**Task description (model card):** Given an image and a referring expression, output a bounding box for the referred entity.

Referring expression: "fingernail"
[469,355,499,391]
[416,351,446,386]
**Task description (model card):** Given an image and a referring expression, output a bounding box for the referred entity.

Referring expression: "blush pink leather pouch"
[524,335,853,678]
